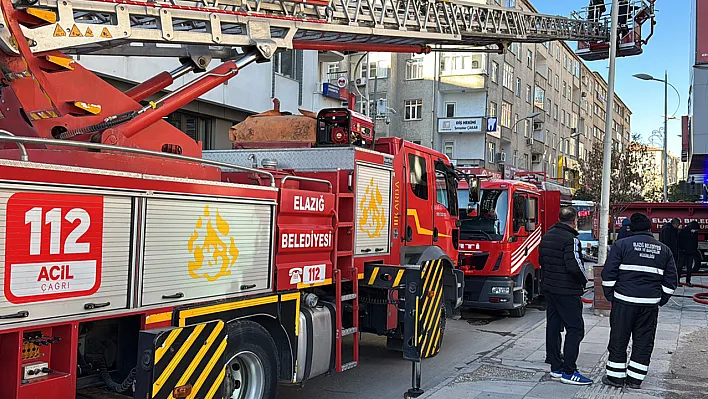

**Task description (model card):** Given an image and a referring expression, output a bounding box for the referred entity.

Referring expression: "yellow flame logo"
[358,178,387,238]
[188,205,240,281]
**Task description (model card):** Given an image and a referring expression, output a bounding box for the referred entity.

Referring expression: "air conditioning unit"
[532,154,541,164]
[355,78,365,85]
[526,138,534,145]
[496,152,506,163]
[533,121,543,131]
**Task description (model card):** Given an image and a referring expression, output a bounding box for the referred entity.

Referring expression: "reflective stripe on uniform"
[662,285,675,294]
[627,369,646,380]
[607,370,627,378]
[629,360,649,371]
[602,280,616,287]
[614,292,661,304]
[607,361,626,369]
[619,264,664,275]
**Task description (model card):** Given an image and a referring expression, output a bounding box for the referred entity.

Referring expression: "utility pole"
[598,0,619,266]
[663,70,668,201]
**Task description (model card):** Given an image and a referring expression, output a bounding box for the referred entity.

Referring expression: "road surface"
[277,308,546,399]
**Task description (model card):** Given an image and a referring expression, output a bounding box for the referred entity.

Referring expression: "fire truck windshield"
[459,189,509,241]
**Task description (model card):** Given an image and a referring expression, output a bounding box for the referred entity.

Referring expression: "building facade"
[689,0,708,178]
[342,0,632,187]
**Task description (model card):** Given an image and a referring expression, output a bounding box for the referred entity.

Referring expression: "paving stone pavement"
[418,276,708,399]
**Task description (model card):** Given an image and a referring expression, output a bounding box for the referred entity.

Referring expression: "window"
[547,68,552,83]
[512,194,527,233]
[487,142,496,163]
[526,85,532,103]
[491,61,499,83]
[563,53,568,70]
[435,164,458,217]
[406,58,424,80]
[509,43,517,56]
[440,54,484,74]
[409,154,429,200]
[517,45,522,61]
[553,104,558,120]
[552,133,557,149]
[443,142,454,160]
[505,0,516,7]
[358,62,368,79]
[561,110,565,125]
[524,120,530,138]
[488,101,497,118]
[404,99,423,120]
[459,189,508,241]
[554,74,560,90]
[515,78,522,97]
[514,113,519,134]
[501,102,512,128]
[368,62,379,79]
[548,41,554,54]
[534,86,545,109]
[556,46,560,58]
[562,81,567,98]
[546,99,551,115]
[274,49,298,79]
[574,60,580,77]
[445,102,456,118]
[503,63,514,90]
[523,153,529,170]
[327,63,340,75]
[412,140,422,145]
[527,49,533,68]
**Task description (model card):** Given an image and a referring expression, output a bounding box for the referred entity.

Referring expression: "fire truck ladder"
[2,0,611,60]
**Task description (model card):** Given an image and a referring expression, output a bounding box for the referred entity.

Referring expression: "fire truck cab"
[457,177,562,317]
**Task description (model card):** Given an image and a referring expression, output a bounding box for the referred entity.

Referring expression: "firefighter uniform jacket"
[602,231,678,307]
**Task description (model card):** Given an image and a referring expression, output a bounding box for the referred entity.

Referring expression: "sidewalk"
[420,276,708,399]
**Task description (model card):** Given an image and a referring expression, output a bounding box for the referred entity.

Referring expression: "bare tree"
[577,134,652,235]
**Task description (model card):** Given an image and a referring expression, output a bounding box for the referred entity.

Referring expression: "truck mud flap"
[135,320,226,399]
[362,259,445,361]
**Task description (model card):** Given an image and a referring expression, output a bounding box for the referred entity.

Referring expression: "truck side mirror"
[526,222,536,232]
[468,177,481,203]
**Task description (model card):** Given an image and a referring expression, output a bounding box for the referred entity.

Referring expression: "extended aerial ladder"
[0,0,613,161]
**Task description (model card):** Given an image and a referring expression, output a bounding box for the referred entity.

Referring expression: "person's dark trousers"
[606,301,659,386]
[546,293,584,374]
[678,252,693,284]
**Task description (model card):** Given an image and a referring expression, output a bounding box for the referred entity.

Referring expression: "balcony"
[531,139,545,155]
[500,127,512,143]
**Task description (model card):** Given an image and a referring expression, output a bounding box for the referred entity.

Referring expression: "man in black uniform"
[659,218,680,265]
[540,207,592,385]
[678,221,700,286]
[601,213,677,389]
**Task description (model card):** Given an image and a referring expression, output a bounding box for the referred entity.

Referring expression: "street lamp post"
[513,112,541,169]
[633,71,681,202]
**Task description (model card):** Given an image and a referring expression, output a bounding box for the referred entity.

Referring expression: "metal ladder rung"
[341,327,357,337]
[341,361,358,371]
[341,293,357,301]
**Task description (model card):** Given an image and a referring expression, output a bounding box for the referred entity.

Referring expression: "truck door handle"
[162,292,184,300]
[84,302,111,310]
[406,226,413,242]
[0,310,29,320]
[433,227,439,242]
[240,284,257,290]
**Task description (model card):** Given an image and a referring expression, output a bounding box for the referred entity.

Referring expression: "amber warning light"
[173,385,192,398]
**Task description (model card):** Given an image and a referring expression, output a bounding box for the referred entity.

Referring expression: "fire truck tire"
[223,320,279,399]
[509,275,530,318]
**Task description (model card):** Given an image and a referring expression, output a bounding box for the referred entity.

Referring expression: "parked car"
[578,230,599,261]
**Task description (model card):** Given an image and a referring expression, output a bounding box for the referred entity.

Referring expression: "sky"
[533,0,691,156]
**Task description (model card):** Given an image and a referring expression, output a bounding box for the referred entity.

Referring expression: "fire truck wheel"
[224,320,279,399]
[509,277,529,318]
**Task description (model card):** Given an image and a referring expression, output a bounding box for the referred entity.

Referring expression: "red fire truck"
[456,173,568,317]
[612,202,708,269]
[0,0,615,396]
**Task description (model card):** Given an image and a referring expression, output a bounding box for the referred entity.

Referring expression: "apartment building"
[340,0,632,187]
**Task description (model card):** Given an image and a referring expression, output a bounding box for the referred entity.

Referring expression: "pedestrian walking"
[601,213,677,389]
[617,218,632,241]
[677,221,700,287]
[659,218,680,264]
[539,206,592,385]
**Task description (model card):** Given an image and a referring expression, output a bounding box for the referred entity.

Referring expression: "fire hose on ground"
[578,274,708,306]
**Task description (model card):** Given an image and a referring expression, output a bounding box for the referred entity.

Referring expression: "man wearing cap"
[601,213,678,389]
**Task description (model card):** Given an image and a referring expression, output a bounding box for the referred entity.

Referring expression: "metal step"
[341,293,357,301]
[5,0,610,58]
[341,327,357,337]
[341,361,358,371]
